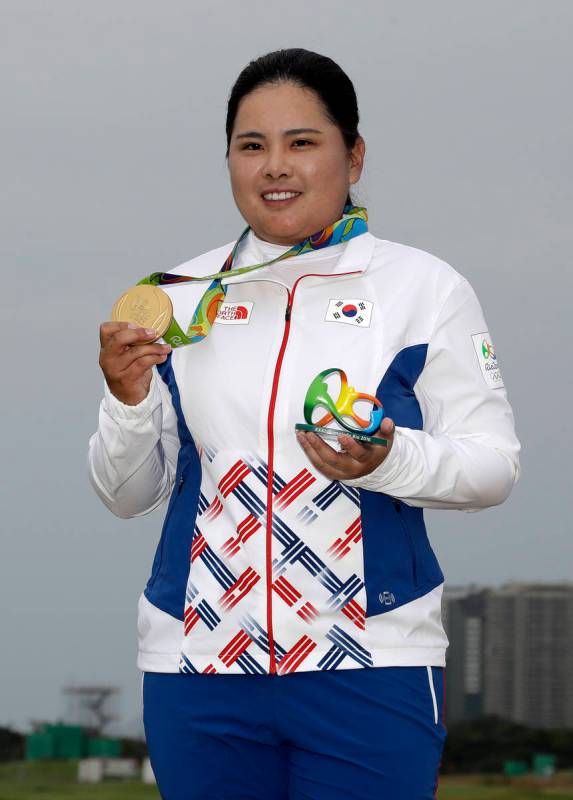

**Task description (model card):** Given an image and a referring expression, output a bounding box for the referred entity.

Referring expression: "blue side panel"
[360,344,444,617]
[144,356,202,621]
[376,343,427,429]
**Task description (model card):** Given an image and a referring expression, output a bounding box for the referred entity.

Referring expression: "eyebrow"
[234,128,324,140]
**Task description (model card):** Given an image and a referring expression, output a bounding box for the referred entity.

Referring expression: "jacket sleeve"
[342,278,520,510]
[87,370,180,518]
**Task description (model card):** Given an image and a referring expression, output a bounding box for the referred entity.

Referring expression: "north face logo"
[215,302,253,325]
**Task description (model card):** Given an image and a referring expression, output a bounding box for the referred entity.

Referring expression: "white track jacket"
[88,230,520,676]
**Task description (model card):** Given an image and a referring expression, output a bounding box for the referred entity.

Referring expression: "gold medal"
[111,285,173,341]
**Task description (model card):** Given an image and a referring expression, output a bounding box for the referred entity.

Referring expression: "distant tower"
[444,581,573,728]
[484,582,573,729]
[63,685,120,736]
[442,584,487,724]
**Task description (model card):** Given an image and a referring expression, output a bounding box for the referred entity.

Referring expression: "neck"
[250,206,352,247]
[252,231,293,248]
[250,229,318,247]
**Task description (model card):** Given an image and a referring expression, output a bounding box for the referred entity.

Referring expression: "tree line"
[2,717,573,773]
[441,716,573,773]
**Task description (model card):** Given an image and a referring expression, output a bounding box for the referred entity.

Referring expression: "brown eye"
[293,139,312,147]
[242,142,262,150]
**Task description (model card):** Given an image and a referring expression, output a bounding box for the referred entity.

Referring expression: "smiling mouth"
[261,191,302,203]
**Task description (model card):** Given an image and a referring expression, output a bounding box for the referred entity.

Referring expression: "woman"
[89,49,520,799]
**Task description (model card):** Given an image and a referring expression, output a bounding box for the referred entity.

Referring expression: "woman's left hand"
[296,417,395,481]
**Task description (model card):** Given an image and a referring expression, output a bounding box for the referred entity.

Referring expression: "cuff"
[102,371,162,422]
[341,427,406,491]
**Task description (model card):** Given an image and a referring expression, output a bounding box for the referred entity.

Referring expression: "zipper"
[264,269,362,674]
[393,498,418,586]
[265,292,292,673]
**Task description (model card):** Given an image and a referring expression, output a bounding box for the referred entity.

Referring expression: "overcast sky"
[1,0,571,734]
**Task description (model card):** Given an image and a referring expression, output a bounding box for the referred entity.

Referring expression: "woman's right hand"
[99,322,172,406]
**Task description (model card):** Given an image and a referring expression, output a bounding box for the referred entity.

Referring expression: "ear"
[348,136,366,185]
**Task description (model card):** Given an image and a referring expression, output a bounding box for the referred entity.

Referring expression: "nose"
[262,145,294,180]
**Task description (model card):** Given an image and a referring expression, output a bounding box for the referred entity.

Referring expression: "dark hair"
[225,48,361,160]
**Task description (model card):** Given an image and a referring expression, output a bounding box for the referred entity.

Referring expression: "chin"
[259,220,305,243]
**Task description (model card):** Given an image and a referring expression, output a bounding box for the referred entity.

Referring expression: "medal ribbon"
[138,204,368,348]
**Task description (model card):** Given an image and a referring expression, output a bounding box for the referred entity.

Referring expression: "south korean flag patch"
[325,298,373,327]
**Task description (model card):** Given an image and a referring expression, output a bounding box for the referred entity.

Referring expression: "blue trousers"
[143,666,446,800]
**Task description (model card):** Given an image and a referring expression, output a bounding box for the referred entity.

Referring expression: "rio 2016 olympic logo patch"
[472,332,504,389]
[325,298,373,327]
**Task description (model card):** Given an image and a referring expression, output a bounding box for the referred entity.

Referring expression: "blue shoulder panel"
[144,357,202,621]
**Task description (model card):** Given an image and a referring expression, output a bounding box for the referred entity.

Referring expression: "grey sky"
[1,0,571,734]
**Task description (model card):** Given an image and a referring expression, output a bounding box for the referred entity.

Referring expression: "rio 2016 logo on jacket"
[472,332,504,389]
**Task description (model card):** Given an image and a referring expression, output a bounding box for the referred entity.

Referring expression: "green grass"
[1,762,573,799]
[0,761,160,799]
[438,774,573,799]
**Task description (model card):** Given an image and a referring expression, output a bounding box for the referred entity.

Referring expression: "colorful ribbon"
[137,204,368,348]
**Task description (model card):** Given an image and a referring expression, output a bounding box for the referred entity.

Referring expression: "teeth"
[263,191,301,200]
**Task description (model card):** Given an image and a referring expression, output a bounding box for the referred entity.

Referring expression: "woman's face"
[227,82,365,245]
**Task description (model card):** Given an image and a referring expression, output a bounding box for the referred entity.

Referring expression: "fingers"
[99,322,171,390]
[338,417,395,455]
[98,320,172,406]
[335,435,374,462]
[100,321,134,347]
[100,321,159,349]
[119,352,171,382]
[99,322,171,371]
[305,432,353,469]
[296,432,351,479]
[100,339,170,371]
[296,418,396,481]
[99,321,125,346]
[113,342,171,372]
[379,417,396,437]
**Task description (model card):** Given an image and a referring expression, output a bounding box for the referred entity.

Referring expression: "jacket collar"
[331,231,375,275]
[221,232,375,286]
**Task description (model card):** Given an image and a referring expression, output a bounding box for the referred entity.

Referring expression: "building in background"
[442,582,573,729]
[441,584,487,723]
